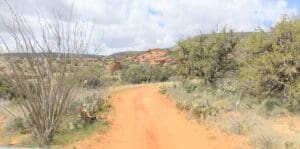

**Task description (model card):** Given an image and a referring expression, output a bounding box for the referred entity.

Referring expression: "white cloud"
[0,0,298,55]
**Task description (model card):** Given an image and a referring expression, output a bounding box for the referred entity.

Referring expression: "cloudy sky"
[0,0,299,55]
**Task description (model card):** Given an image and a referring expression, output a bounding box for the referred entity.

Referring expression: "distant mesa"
[134,48,173,66]
[106,48,173,67]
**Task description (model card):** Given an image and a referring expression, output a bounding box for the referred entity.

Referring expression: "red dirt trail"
[71,85,247,149]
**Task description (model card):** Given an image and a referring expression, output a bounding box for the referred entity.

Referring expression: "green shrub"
[55,93,111,146]
[121,64,149,84]
[52,120,110,145]
[182,80,198,93]
[159,86,167,94]
[121,64,172,84]
[258,99,288,117]
[4,117,27,133]
[264,100,280,111]
[67,94,110,117]
[192,104,219,120]
[83,78,102,89]
[171,18,300,113]
[285,99,300,113]
[77,66,114,89]
[0,77,16,100]
[150,66,172,82]
[239,18,300,101]
[174,28,238,87]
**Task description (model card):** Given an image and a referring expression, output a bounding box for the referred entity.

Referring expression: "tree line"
[174,17,300,105]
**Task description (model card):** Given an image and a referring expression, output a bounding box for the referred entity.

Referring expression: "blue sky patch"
[148,7,163,16]
[287,0,300,12]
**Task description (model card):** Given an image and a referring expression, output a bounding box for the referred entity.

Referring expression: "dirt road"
[72,85,246,149]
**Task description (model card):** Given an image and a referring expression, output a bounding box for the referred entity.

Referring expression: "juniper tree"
[175,28,239,87]
[240,17,300,100]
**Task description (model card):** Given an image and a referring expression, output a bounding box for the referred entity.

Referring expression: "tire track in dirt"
[71,85,247,149]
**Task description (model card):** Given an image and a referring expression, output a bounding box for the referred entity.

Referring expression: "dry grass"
[0,86,111,147]
[249,126,283,149]
[163,82,300,149]
[221,112,260,135]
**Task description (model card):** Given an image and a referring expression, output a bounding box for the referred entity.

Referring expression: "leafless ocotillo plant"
[0,4,94,145]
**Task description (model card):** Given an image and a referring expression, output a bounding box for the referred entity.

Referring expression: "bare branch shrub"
[0,3,94,145]
[249,126,282,149]
[222,113,260,135]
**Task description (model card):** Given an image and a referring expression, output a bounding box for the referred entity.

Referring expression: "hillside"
[121,48,173,65]
[0,52,104,59]
[108,51,144,59]
[104,48,175,72]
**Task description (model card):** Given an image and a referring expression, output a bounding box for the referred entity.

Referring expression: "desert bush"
[82,77,115,89]
[176,101,193,111]
[285,98,300,113]
[121,64,149,84]
[150,66,172,82]
[83,78,102,89]
[264,100,280,111]
[192,104,219,120]
[61,93,111,140]
[102,77,117,87]
[4,116,30,134]
[182,80,198,93]
[112,76,119,82]
[285,135,300,149]
[168,76,183,82]
[215,77,241,96]
[77,66,112,89]
[258,99,289,117]
[171,18,300,113]
[0,77,16,100]
[240,18,300,101]
[121,64,172,84]
[222,113,259,135]
[174,27,239,87]
[159,86,167,94]
[52,120,109,145]
[67,94,110,117]
[249,127,282,149]
[167,82,220,120]
[0,5,95,145]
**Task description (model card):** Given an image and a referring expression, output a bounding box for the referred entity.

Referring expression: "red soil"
[71,85,247,149]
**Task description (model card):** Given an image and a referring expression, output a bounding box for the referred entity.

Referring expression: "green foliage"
[159,86,167,94]
[258,99,289,117]
[52,121,109,145]
[76,66,114,89]
[175,28,239,87]
[182,80,198,93]
[121,64,172,84]
[121,64,149,84]
[165,82,226,121]
[4,117,26,133]
[49,94,111,145]
[173,17,299,110]
[149,65,172,82]
[192,104,219,120]
[240,17,300,100]
[285,99,300,113]
[0,77,16,100]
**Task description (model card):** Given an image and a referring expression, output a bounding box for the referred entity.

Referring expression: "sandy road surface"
[72,85,247,149]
